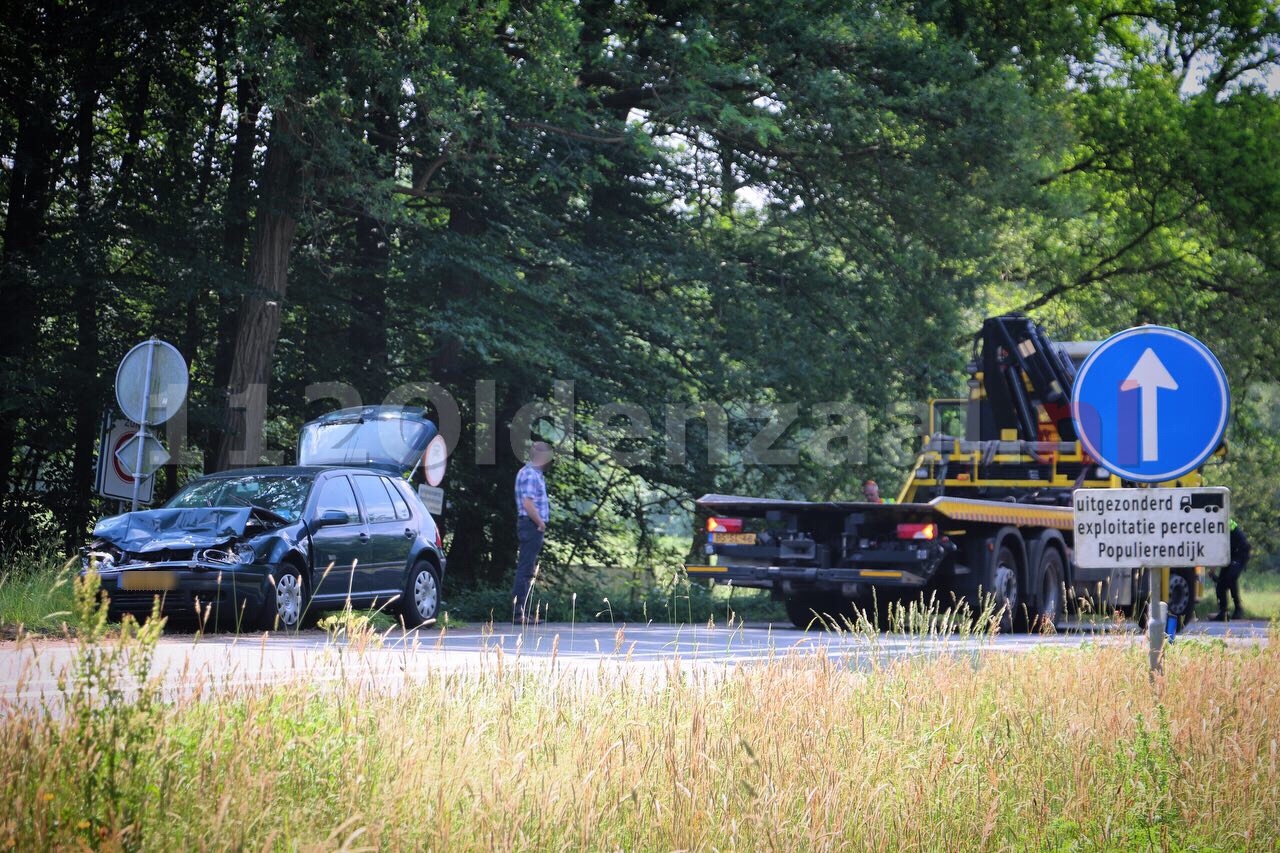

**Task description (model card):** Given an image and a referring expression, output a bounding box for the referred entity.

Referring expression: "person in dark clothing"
[1210,520,1250,621]
[511,441,554,624]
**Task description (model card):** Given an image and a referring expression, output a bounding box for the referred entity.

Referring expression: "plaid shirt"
[515,464,550,522]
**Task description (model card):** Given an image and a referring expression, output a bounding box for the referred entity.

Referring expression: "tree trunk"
[0,66,58,516]
[68,65,102,544]
[221,76,262,271]
[428,203,487,385]
[426,200,505,585]
[204,75,263,472]
[215,110,302,470]
[347,92,397,402]
[194,23,227,208]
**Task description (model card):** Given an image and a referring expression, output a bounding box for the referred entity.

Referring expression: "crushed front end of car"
[82,506,302,628]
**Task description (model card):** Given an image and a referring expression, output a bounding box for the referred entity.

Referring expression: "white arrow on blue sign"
[1071,325,1229,483]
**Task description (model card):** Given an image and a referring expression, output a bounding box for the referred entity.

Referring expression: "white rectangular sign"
[417,485,445,515]
[1073,487,1230,569]
[97,418,156,504]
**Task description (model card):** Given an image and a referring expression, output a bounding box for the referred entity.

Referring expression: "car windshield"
[167,474,313,522]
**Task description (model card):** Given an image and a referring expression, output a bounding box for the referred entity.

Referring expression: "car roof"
[192,466,405,480]
[305,405,434,427]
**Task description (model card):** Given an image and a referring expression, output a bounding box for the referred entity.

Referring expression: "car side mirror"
[314,509,350,528]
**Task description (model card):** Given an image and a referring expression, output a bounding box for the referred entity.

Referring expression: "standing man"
[863,480,883,503]
[1210,519,1250,621]
[512,441,553,624]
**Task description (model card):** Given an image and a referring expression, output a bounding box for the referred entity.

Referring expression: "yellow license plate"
[120,571,178,591]
[712,532,757,545]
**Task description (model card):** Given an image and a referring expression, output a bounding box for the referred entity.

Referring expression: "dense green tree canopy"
[1,0,1277,579]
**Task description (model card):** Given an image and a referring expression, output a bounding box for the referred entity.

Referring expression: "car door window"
[383,477,413,521]
[352,475,409,596]
[310,475,368,600]
[315,476,360,523]
[354,475,397,524]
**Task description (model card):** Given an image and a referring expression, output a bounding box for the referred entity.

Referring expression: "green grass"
[6,552,1277,638]
[0,555,76,634]
[0,554,788,637]
[2,573,1278,850]
[1193,570,1280,621]
[0,556,408,637]
[442,577,784,626]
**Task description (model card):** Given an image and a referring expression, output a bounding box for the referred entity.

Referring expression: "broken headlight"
[201,545,258,565]
[82,546,119,572]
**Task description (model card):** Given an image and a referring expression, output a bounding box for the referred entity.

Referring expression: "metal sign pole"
[95,409,111,496]
[129,339,156,512]
[1141,482,1165,676]
[1148,562,1164,675]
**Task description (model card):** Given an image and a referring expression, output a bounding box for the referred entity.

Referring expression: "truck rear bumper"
[685,564,930,592]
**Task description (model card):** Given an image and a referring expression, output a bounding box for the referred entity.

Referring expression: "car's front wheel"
[262,568,307,631]
[400,561,441,627]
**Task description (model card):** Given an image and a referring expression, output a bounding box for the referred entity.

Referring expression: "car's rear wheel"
[262,568,307,631]
[400,561,440,627]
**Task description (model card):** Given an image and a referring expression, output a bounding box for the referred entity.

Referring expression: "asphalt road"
[0,617,1269,711]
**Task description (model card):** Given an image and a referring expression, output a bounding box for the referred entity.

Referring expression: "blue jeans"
[512,516,544,621]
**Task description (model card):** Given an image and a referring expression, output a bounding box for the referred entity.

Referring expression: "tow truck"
[685,315,1210,630]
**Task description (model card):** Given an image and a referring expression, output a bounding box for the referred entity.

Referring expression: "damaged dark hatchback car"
[82,408,446,630]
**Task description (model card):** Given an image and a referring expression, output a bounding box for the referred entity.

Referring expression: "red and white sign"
[423,434,448,488]
[97,419,155,503]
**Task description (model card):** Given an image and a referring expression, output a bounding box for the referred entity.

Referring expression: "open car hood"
[92,507,253,552]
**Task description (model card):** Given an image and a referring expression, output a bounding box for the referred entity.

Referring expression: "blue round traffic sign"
[1071,326,1229,483]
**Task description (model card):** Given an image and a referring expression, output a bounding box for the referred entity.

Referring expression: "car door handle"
[404,529,415,539]
[358,532,370,542]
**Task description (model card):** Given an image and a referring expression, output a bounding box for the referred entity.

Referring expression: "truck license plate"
[712,532,756,545]
[120,571,178,591]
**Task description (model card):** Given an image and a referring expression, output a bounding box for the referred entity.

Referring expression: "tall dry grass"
[1,577,1278,850]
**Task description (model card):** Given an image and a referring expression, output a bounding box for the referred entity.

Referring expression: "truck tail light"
[706,517,744,534]
[897,522,937,540]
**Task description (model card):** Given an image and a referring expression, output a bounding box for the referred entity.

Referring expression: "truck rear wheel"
[853,592,894,631]
[1032,547,1064,632]
[784,593,853,630]
[1132,569,1197,628]
[784,594,823,629]
[960,532,1028,634]
[991,544,1026,633]
[1166,569,1196,627]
